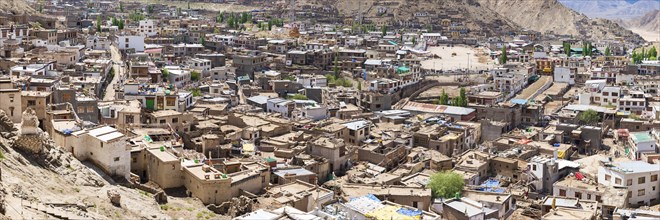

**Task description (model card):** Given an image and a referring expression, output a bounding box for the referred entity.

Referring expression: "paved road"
[103,45,124,101]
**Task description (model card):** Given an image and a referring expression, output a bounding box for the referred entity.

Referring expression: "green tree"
[289,94,308,100]
[428,171,464,198]
[582,42,587,56]
[457,87,467,107]
[118,20,124,29]
[500,46,507,64]
[96,16,102,32]
[381,26,387,36]
[191,71,200,81]
[642,48,646,59]
[563,42,571,56]
[604,47,611,56]
[187,1,191,9]
[578,109,601,125]
[438,89,449,105]
[39,4,43,13]
[191,88,201,97]
[161,69,169,81]
[218,12,225,23]
[411,36,416,45]
[119,2,124,12]
[357,81,362,91]
[147,5,154,14]
[177,7,181,16]
[333,52,340,78]
[648,46,657,59]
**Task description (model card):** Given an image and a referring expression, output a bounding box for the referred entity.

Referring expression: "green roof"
[631,132,653,143]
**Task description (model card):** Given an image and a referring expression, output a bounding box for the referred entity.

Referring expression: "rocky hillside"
[477,0,646,42]
[0,109,216,219]
[295,0,645,43]
[0,0,37,15]
[559,0,659,20]
[618,9,660,41]
[297,0,522,37]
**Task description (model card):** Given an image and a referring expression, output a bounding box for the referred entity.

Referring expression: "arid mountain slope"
[478,0,646,42]
[618,9,660,41]
[559,0,659,20]
[296,0,645,43]
[0,0,37,15]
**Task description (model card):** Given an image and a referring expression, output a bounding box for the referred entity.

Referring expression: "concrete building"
[0,78,22,122]
[117,35,145,52]
[598,161,660,207]
[60,126,130,180]
[628,131,658,160]
[137,20,157,37]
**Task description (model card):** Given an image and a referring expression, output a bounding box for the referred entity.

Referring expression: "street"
[103,45,124,101]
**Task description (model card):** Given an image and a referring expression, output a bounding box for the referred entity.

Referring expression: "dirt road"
[103,45,124,101]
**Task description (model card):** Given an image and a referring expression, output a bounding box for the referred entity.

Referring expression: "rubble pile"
[208,195,254,217]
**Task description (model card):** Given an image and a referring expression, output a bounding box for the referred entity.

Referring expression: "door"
[145,98,155,110]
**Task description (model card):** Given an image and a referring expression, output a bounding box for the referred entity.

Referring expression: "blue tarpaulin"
[511,99,528,105]
[397,208,422,216]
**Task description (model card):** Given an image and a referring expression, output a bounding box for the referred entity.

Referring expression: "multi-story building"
[0,78,22,122]
[137,19,157,37]
[116,35,145,52]
[598,161,659,207]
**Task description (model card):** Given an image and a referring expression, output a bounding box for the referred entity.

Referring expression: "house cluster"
[1,1,659,219]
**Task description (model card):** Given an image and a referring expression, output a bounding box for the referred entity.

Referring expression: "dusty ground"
[628,27,660,42]
[421,46,495,71]
[0,137,219,220]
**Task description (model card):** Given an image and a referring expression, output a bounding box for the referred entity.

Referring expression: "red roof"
[575,172,584,180]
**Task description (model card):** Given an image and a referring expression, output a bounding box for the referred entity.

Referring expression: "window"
[652,174,658,182]
[78,106,85,113]
[628,191,632,198]
[172,118,178,123]
[114,157,120,162]
[596,195,601,202]
[412,201,418,208]
[559,189,566,196]
[574,192,582,199]
[532,164,537,171]
[638,189,645,196]
[166,97,176,106]
[125,115,134,124]
[605,174,611,181]
[27,100,36,106]
[627,179,632,186]
[639,177,646,184]
[9,94,14,103]
[87,106,94,113]
[159,119,166,124]
[615,178,622,184]
[63,93,72,102]
[587,194,591,200]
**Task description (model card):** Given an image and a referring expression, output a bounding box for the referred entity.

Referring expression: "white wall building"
[163,66,192,88]
[267,98,292,117]
[553,66,576,85]
[185,57,212,73]
[68,126,130,180]
[598,161,659,206]
[86,35,111,50]
[628,131,657,160]
[116,35,145,52]
[137,20,157,37]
